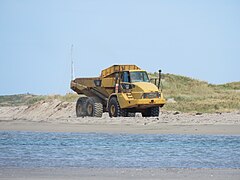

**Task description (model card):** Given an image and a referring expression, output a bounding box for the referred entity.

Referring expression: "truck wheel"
[108,97,122,117]
[150,107,160,117]
[120,109,135,117]
[142,109,151,117]
[127,112,136,117]
[142,107,159,117]
[121,109,128,117]
[76,96,88,117]
[85,97,103,117]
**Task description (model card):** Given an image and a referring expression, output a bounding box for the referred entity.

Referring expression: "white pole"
[71,44,75,80]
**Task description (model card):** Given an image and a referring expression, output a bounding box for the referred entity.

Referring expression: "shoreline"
[1,120,240,135]
[1,168,240,180]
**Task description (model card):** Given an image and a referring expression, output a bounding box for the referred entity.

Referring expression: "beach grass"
[0,94,46,106]
[158,73,240,113]
[0,93,79,107]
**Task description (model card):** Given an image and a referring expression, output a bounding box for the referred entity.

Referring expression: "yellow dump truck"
[70,65,166,117]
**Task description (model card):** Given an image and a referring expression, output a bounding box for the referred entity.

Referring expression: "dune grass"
[0,94,46,106]
[158,73,240,113]
[0,93,80,107]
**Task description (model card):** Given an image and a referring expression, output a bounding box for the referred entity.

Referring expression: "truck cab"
[107,69,165,117]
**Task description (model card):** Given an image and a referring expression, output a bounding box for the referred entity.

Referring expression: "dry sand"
[0,99,240,134]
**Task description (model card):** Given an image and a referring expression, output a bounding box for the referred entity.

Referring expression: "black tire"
[85,97,103,117]
[150,107,160,117]
[120,109,136,117]
[121,108,136,117]
[127,112,136,117]
[142,107,159,117]
[108,97,122,117]
[121,109,128,117]
[76,96,88,117]
[142,109,151,117]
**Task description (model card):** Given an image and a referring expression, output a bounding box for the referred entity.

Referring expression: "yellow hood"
[132,82,159,92]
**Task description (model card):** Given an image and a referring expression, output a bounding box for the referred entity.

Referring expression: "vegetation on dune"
[0,74,239,113]
[0,94,46,106]
[0,93,79,107]
[47,93,79,102]
[156,73,240,113]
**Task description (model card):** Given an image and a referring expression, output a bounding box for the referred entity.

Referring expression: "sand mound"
[0,99,240,126]
[0,100,75,121]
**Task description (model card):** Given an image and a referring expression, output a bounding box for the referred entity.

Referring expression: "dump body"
[71,65,142,98]
[101,65,140,78]
[71,65,166,117]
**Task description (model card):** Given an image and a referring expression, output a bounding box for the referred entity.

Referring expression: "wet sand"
[0,121,240,135]
[0,168,240,180]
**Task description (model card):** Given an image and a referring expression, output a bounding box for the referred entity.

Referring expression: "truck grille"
[143,92,160,99]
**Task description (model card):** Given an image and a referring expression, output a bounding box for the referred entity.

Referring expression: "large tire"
[120,109,128,117]
[142,107,159,117]
[142,109,151,117]
[85,97,103,117]
[121,108,136,117]
[108,97,123,117]
[76,96,88,117]
[127,112,136,117]
[150,107,160,117]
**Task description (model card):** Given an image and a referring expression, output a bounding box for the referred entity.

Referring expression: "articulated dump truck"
[70,65,166,117]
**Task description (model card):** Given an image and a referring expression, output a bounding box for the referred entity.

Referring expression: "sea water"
[0,131,239,168]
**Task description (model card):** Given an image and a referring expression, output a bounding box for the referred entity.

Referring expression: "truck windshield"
[130,71,149,83]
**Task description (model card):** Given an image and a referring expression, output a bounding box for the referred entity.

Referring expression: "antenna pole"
[71,44,75,80]
[158,70,161,90]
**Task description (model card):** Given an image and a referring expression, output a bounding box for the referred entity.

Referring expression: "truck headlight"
[142,92,160,99]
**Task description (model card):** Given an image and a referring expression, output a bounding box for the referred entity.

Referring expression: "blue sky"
[0,0,239,95]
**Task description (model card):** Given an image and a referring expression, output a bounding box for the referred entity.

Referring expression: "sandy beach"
[0,100,239,134]
[1,120,240,135]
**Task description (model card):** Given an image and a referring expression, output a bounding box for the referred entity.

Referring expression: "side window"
[143,72,149,82]
[122,72,130,82]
